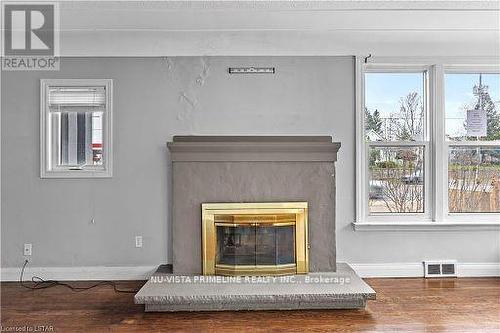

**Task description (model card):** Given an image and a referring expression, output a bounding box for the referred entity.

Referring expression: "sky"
[444,73,500,138]
[365,72,500,139]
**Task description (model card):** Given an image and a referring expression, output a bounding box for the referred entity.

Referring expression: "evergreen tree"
[365,108,383,137]
[371,109,383,135]
[365,108,384,165]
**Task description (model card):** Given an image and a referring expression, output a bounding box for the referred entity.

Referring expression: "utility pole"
[475,74,483,178]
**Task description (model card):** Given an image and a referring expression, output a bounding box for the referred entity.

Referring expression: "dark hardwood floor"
[1,277,499,332]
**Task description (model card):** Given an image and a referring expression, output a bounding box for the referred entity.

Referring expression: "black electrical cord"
[20,260,141,293]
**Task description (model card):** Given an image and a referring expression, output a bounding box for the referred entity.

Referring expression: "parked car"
[369,180,385,199]
[401,170,423,184]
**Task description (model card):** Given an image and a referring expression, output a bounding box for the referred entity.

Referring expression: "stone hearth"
[135,263,376,312]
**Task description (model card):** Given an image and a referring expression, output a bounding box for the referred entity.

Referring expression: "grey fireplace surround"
[167,136,341,274]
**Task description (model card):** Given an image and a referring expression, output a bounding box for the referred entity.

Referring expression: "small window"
[40,79,112,178]
[364,71,429,217]
[445,73,500,213]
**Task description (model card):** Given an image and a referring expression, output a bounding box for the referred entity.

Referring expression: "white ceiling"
[49,1,500,56]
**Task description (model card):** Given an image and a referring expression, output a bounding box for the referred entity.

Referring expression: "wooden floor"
[1,278,499,332]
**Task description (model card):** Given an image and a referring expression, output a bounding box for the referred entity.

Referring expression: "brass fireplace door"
[202,202,308,276]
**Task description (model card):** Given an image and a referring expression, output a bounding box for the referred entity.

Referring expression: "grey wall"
[2,57,499,270]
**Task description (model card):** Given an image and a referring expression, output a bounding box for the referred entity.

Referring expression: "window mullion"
[448,141,500,147]
[432,64,446,222]
[367,141,428,147]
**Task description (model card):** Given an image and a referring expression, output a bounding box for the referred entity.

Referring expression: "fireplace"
[139,137,376,312]
[202,202,308,276]
[168,136,340,274]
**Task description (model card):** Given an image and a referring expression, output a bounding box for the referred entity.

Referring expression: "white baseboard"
[1,262,498,281]
[1,265,158,282]
[350,263,424,278]
[350,262,500,278]
[457,263,500,277]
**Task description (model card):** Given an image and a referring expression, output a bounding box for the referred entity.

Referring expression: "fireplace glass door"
[216,224,296,267]
[202,203,308,276]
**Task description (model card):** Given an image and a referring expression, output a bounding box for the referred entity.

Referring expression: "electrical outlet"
[24,243,32,256]
[135,236,143,248]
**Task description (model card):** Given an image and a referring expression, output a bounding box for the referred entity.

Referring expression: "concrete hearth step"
[135,263,375,312]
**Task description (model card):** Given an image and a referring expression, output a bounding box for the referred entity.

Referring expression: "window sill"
[352,221,500,231]
[41,170,112,179]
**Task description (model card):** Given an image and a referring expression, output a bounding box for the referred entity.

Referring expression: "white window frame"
[355,57,500,230]
[40,79,113,178]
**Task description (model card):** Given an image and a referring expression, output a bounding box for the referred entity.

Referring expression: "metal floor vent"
[424,261,457,278]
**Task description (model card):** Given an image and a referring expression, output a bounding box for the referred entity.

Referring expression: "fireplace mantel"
[168,136,341,274]
[168,136,340,162]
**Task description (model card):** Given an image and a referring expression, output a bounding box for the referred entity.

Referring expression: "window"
[364,72,428,217]
[368,145,425,214]
[445,72,500,213]
[40,79,113,178]
[356,59,499,225]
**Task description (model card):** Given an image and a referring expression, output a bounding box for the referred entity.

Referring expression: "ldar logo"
[2,3,59,70]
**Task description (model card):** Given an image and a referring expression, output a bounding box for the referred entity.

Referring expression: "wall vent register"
[424,260,457,278]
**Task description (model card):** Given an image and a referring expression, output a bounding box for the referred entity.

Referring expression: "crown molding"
[57,1,500,12]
